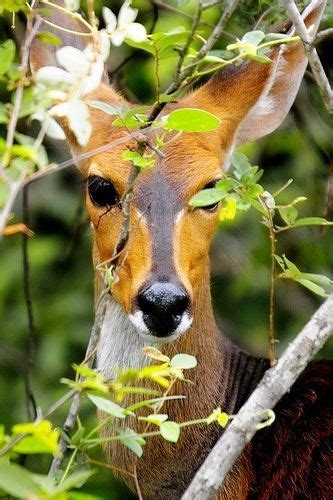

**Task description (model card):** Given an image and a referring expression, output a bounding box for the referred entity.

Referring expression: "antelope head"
[30,1,325,345]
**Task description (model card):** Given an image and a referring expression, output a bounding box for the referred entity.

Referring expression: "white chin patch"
[128,311,193,344]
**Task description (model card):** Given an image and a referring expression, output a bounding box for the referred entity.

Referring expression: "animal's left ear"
[186,0,326,147]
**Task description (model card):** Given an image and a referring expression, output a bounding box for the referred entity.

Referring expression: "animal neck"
[162,263,268,417]
[97,262,268,413]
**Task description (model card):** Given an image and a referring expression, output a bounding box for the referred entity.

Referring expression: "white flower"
[50,99,92,147]
[32,111,66,141]
[103,1,147,47]
[35,43,108,146]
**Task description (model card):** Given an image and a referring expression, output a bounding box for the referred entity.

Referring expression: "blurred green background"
[0,0,332,497]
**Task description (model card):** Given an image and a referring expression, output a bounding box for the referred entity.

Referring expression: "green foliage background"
[0,0,332,497]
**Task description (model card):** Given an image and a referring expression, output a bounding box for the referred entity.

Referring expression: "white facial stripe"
[129,310,150,334]
[97,301,193,380]
[175,209,184,224]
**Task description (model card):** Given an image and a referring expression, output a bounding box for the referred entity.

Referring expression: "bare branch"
[182,293,333,500]
[49,293,109,476]
[284,0,333,114]
[22,186,38,421]
[316,27,333,43]
[151,0,214,29]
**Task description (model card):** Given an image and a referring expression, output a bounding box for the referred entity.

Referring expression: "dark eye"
[201,180,220,211]
[87,176,119,207]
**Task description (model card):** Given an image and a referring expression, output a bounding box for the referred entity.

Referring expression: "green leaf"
[13,435,57,454]
[242,30,266,46]
[247,53,272,63]
[263,33,292,43]
[274,254,286,271]
[0,103,9,124]
[160,421,180,443]
[283,255,300,274]
[122,150,155,170]
[89,100,123,116]
[126,395,185,412]
[300,273,333,287]
[165,108,221,132]
[15,132,48,168]
[142,346,170,363]
[88,395,125,419]
[0,40,15,75]
[189,188,225,207]
[230,152,251,180]
[69,493,103,500]
[279,206,298,225]
[120,429,145,457]
[140,414,168,426]
[54,470,94,494]
[296,279,327,297]
[37,31,62,46]
[0,462,40,498]
[170,354,197,369]
[294,217,333,227]
[124,38,155,55]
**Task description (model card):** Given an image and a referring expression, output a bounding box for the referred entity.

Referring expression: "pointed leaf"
[165,109,221,132]
[189,188,225,207]
[294,217,333,227]
[171,354,197,370]
[296,279,327,297]
[0,462,40,497]
[160,421,180,443]
[88,395,125,418]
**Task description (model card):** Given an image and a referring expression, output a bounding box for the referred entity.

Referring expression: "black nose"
[137,282,190,337]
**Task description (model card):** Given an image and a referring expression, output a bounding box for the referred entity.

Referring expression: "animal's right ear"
[29,0,125,154]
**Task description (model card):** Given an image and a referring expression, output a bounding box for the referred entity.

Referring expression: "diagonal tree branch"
[284,0,333,114]
[182,293,333,500]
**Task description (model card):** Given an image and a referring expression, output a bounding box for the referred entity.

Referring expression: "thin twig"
[316,27,333,43]
[133,463,144,500]
[260,197,277,366]
[182,293,333,499]
[0,389,75,458]
[22,186,38,420]
[283,0,333,113]
[0,175,26,240]
[49,293,109,476]
[174,1,204,83]
[151,0,214,28]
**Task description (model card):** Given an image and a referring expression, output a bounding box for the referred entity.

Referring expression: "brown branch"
[182,293,333,499]
[22,185,37,421]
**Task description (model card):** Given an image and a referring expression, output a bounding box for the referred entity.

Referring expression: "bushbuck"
[30,0,332,498]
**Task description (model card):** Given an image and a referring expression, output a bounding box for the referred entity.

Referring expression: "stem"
[133,463,143,500]
[59,448,78,485]
[22,186,37,421]
[39,17,92,37]
[268,222,276,366]
[48,294,108,476]
[40,0,93,33]
[261,198,277,365]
